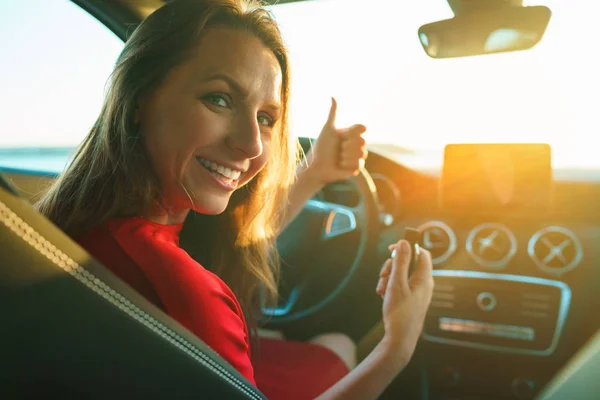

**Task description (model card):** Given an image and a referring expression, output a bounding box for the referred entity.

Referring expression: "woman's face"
[138,26,282,219]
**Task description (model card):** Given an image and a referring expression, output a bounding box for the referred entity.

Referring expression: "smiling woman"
[136,26,284,221]
[36,1,297,331]
[34,0,296,393]
[30,1,434,399]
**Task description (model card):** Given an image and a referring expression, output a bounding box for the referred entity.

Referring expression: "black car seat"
[0,172,266,399]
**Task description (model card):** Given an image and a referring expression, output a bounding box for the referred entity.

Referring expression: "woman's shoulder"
[91,217,239,302]
[78,216,244,312]
[76,218,166,308]
[77,217,254,382]
[106,216,184,245]
[77,216,184,265]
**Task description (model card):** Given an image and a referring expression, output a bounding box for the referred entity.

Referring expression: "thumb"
[326,97,337,127]
[387,240,411,294]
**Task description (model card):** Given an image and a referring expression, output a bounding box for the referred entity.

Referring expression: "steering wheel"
[262,167,380,323]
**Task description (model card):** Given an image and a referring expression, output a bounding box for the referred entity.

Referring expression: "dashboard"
[5,141,595,399]
[317,145,600,400]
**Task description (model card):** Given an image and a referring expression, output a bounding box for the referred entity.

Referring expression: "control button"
[512,377,536,400]
[476,291,497,311]
[438,317,535,341]
[441,366,460,387]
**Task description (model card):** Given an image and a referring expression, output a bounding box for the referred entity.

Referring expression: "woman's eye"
[257,114,274,127]
[204,93,229,108]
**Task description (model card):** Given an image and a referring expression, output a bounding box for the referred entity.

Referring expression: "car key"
[391,227,421,277]
[403,227,421,277]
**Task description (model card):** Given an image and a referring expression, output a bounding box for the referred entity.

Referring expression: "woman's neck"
[143,205,190,225]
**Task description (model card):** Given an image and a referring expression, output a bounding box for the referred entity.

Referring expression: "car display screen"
[440,143,552,214]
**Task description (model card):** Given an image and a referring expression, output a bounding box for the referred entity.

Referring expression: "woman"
[36,0,434,398]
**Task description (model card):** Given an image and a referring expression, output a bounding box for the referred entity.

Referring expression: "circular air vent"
[528,226,583,276]
[417,221,457,265]
[466,223,517,269]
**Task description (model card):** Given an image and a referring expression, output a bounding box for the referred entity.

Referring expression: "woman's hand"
[304,97,367,185]
[314,240,433,400]
[281,98,367,230]
[376,240,434,367]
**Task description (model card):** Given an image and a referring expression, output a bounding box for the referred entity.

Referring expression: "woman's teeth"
[197,158,241,180]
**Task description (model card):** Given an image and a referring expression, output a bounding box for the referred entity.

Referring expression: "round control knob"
[476,291,497,311]
[512,377,536,400]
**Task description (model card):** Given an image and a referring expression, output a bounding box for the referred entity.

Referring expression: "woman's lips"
[197,158,240,190]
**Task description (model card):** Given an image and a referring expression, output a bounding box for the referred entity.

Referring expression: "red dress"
[77,217,349,399]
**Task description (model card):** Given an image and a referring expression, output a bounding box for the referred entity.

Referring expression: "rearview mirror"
[418,6,552,59]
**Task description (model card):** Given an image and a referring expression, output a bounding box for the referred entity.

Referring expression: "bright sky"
[1,0,598,167]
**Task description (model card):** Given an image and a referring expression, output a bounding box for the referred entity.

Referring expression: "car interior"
[1,0,599,399]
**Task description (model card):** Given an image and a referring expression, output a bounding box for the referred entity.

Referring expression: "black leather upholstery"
[0,179,266,399]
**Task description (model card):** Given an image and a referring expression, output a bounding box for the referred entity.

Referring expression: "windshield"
[1,0,596,171]
[268,0,598,167]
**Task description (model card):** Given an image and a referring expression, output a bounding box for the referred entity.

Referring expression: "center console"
[417,271,572,400]
[423,270,571,356]
[373,143,586,399]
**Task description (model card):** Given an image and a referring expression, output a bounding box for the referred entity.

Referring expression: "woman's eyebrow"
[264,101,282,116]
[202,73,282,112]
[202,73,249,98]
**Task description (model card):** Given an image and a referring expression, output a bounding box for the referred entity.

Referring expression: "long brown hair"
[36,0,297,334]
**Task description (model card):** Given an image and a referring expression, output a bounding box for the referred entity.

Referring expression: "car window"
[0,1,124,172]
[1,1,596,171]
[268,0,599,167]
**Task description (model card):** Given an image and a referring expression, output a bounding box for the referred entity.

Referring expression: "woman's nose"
[227,114,263,159]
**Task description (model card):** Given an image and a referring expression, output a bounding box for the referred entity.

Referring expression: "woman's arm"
[314,338,406,400]
[315,241,434,400]
[282,155,324,228]
[281,98,367,228]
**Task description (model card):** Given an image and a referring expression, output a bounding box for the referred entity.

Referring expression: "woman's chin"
[191,197,230,216]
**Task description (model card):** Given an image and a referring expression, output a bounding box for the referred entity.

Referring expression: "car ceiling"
[73,0,310,38]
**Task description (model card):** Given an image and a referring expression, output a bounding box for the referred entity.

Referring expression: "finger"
[376,278,384,295]
[326,97,337,126]
[380,258,392,278]
[388,243,397,252]
[409,248,434,291]
[340,148,367,165]
[338,158,367,172]
[339,124,367,137]
[387,240,412,294]
[376,276,390,297]
[340,149,367,165]
[339,150,366,167]
[341,135,366,150]
[339,160,359,171]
